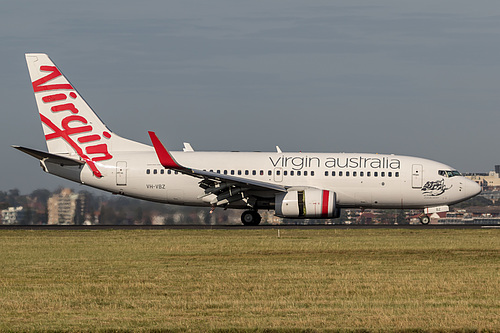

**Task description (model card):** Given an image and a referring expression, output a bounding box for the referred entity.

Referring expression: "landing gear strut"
[241,210,262,226]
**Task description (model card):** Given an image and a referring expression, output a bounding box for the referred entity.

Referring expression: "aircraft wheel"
[241,210,261,226]
[420,215,430,225]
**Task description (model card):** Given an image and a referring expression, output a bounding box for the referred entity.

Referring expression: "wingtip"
[148,131,184,170]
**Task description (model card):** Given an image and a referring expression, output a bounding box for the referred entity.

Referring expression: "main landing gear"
[241,210,262,226]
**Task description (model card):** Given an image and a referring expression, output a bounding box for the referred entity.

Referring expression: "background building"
[47,189,87,225]
[465,165,500,191]
[1,206,25,224]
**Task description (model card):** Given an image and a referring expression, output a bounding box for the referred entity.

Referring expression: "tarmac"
[0,224,498,230]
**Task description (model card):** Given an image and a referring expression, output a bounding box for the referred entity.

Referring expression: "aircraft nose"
[466,179,482,198]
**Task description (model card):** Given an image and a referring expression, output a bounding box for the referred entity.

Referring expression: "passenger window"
[311,171,315,176]
[325,171,329,176]
[388,172,392,177]
[268,170,272,176]
[367,171,371,177]
[161,169,164,174]
[260,170,264,176]
[346,171,350,177]
[290,171,294,176]
[395,172,399,177]
[360,171,364,177]
[339,171,343,176]
[381,172,385,177]
[217,170,221,174]
[168,170,172,175]
[284,171,288,176]
[297,171,301,176]
[252,170,256,175]
[231,170,235,175]
[245,170,249,175]
[238,170,242,175]
[174,171,178,175]
[153,169,157,175]
[374,172,378,177]
[332,171,336,176]
[224,170,228,175]
[146,169,150,175]
[304,171,308,176]
[353,171,357,177]
[277,170,281,176]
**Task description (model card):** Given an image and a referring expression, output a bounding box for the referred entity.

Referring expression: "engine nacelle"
[275,189,339,218]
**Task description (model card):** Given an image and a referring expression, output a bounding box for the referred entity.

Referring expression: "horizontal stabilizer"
[12,145,84,166]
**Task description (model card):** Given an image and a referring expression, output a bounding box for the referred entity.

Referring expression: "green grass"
[0,228,498,332]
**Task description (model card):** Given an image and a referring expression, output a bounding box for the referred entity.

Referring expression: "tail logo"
[33,65,112,178]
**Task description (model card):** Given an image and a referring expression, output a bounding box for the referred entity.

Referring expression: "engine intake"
[275,189,339,218]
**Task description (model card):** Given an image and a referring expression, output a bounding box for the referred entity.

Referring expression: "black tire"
[420,215,430,225]
[241,210,261,226]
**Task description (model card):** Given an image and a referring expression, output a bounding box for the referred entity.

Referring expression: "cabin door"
[116,161,127,186]
[412,164,423,188]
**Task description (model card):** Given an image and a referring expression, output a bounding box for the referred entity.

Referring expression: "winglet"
[148,131,184,170]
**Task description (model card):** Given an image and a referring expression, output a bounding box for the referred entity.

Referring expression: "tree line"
[0,188,493,225]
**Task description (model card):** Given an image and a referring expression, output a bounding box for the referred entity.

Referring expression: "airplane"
[14,53,482,225]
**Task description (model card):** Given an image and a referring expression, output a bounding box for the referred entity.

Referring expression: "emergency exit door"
[274,168,283,182]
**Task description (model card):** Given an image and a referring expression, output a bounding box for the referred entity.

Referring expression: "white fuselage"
[47,149,480,211]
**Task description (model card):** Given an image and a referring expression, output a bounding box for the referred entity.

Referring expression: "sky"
[2,0,500,194]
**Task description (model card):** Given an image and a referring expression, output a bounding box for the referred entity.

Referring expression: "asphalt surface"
[0,224,498,230]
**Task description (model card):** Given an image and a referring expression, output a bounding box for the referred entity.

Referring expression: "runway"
[0,224,497,230]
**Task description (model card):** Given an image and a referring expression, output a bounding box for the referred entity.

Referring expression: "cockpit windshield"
[438,170,461,178]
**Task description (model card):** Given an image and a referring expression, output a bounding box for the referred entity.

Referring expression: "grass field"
[0,228,498,332]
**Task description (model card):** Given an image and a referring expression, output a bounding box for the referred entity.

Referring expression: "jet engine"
[275,189,340,218]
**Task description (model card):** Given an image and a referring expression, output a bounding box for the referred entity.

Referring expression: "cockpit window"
[438,170,461,177]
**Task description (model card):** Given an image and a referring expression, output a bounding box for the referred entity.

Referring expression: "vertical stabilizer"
[25,53,150,177]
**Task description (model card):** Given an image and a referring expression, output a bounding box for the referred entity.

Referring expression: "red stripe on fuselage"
[322,190,329,218]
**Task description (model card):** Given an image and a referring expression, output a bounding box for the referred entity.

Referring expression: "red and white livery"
[15,53,481,225]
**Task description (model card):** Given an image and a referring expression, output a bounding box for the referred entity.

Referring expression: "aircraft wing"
[188,168,287,192]
[13,145,85,166]
[148,131,286,207]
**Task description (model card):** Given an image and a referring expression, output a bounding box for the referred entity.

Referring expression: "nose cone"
[466,179,482,199]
